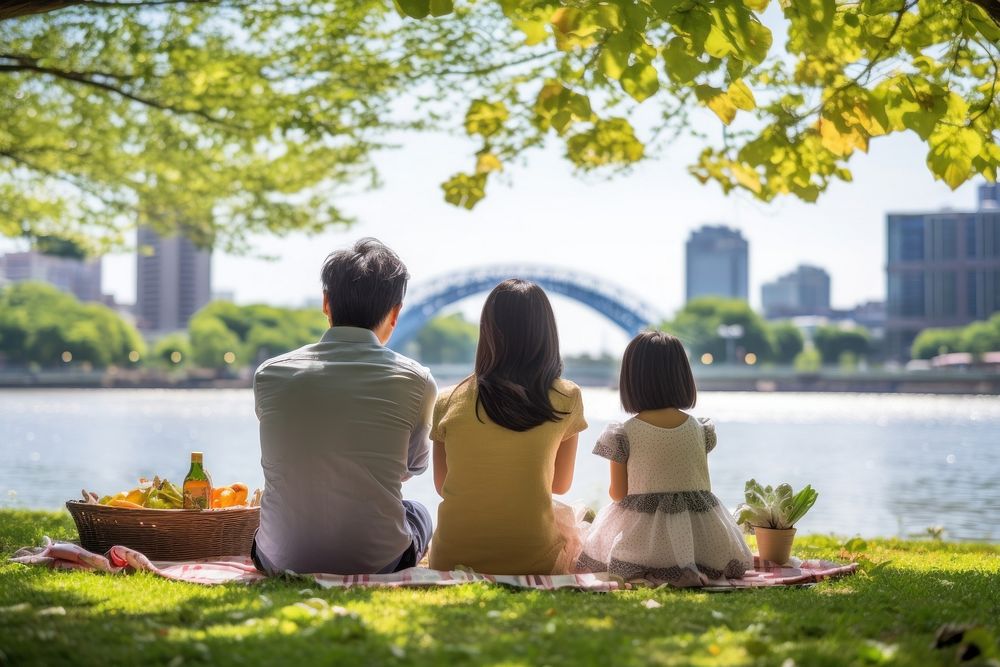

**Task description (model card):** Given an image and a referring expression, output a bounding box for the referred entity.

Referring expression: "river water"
[1,389,997,541]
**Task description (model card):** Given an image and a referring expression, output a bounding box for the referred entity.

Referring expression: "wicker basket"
[66,501,259,560]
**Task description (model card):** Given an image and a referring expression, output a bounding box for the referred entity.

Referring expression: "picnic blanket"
[10,537,857,591]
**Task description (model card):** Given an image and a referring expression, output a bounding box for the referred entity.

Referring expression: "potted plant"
[735,479,818,564]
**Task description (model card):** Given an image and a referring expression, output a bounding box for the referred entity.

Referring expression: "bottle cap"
[191,452,203,463]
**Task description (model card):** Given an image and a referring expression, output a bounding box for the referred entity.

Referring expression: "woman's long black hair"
[473,279,568,432]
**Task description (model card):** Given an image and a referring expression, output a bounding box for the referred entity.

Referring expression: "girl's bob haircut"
[619,330,697,413]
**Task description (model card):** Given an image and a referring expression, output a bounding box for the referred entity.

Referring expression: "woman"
[428,279,587,575]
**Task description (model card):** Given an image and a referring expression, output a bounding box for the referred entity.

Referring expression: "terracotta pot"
[754,526,796,564]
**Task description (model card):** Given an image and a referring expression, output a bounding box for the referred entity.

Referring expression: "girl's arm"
[609,461,628,501]
[551,433,579,495]
[432,441,447,497]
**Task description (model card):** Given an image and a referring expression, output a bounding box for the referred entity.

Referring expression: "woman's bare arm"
[609,461,628,501]
[433,441,447,497]
[551,433,579,495]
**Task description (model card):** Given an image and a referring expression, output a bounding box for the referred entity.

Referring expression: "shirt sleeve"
[562,384,588,438]
[592,422,629,464]
[698,417,717,453]
[403,372,436,480]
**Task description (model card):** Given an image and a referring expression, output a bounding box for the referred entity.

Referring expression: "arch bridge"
[390,265,663,351]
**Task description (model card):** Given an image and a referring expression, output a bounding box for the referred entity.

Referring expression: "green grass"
[0,510,997,667]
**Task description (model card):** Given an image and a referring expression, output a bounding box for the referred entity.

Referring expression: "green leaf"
[598,33,631,80]
[727,79,756,111]
[441,172,488,209]
[662,37,712,84]
[464,100,509,138]
[475,152,503,174]
[695,85,741,124]
[731,162,762,192]
[620,63,660,102]
[967,4,1000,42]
[708,4,772,65]
[429,0,453,17]
[704,24,735,58]
[565,118,644,169]
[513,19,549,45]
[594,4,624,30]
[927,126,983,190]
[395,0,430,19]
[550,7,583,34]
[671,5,712,52]
[861,0,902,15]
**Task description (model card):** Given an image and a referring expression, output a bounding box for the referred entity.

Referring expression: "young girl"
[577,331,752,586]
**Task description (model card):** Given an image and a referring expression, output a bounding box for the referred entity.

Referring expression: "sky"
[91,123,985,355]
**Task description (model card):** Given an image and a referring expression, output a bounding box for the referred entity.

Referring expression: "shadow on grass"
[6,563,992,667]
[2,521,997,667]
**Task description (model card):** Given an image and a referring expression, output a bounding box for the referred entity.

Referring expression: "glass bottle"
[183,451,213,510]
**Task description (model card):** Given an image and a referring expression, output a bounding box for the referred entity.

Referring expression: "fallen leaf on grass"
[642,599,662,609]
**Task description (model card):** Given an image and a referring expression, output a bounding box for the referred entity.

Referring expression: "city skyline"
[3,129,992,354]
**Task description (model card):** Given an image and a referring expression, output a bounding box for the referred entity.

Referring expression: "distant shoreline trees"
[911,314,1000,360]
[6,283,996,370]
[661,296,808,365]
[0,282,144,368]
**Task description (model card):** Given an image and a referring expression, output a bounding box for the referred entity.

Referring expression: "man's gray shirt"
[253,326,435,574]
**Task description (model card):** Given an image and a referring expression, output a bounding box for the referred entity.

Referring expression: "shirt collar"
[320,326,381,345]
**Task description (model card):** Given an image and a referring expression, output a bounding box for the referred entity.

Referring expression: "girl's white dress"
[577,416,753,586]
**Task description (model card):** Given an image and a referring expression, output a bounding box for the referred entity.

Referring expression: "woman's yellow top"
[428,377,587,574]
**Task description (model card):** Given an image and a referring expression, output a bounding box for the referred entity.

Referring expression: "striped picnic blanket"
[10,538,856,591]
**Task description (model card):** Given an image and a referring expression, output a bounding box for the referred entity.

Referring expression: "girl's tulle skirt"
[551,499,589,574]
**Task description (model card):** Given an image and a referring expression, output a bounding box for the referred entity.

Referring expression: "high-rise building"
[886,184,1000,359]
[136,227,212,332]
[0,250,102,302]
[761,265,831,319]
[685,225,749,302]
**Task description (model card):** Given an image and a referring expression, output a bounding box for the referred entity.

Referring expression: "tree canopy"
[415,312,479,364]
[661,295,804,363]
[911,312,1000,358]
[423,0,1000,208]
[0,281,144,367]
[1,0,998,249]
[1,1,412,252]
[812,323,871,363]
[186,301,328,369]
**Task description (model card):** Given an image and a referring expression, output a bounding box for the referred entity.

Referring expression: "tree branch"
[0,55,242,129]
[430,51,558,78]
[0,0,235,20]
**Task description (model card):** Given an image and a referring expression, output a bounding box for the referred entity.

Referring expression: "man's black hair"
[321,238,409,330]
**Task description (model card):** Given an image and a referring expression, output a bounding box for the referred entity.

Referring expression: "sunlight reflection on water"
[1,388,997,541]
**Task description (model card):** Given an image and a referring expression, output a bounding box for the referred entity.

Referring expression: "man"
[251,238,435,575]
